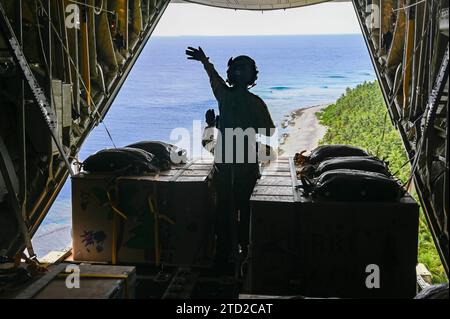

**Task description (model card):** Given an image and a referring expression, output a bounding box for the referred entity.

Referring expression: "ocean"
[32,35,376,256]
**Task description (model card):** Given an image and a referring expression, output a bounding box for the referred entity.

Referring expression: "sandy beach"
[278,104,329,156]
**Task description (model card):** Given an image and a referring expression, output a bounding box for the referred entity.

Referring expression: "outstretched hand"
[186,46,208,62]
[205,109,216,127]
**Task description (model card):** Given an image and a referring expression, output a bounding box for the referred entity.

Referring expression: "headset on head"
[226,56,259,88]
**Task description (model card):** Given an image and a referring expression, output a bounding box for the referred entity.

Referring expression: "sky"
[153,2,361,36]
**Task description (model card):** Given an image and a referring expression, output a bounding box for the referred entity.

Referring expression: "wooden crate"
[248,158,419,299]
[10,264,136,299]
[72,159,216,267]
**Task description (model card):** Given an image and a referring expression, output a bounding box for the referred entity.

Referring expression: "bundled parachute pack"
[299,144,370,165]
[126,141,187,170]
[82,141,187,175]
[297,145,404,202]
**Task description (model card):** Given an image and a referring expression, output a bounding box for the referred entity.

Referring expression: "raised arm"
[186,46,227,101]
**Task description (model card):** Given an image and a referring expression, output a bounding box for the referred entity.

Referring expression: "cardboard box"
[72,159,216,267]
[248,158,419,299]
[35,264,135,299]
[6,264,136,299]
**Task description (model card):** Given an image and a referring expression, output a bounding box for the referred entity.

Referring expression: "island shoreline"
[278,104,330,157]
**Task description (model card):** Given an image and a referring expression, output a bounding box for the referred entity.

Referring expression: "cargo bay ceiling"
[172,0,347,10]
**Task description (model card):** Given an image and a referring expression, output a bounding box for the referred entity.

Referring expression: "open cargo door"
[0,0,170,258]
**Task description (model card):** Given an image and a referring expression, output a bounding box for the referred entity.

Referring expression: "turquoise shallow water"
[33,35,376,256]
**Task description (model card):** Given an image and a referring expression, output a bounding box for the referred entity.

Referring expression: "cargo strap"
[169,160,198,182]
[107,190,128,220]
[147,195,175,266]
[150,160,195,265]
[289,157,301,202]
[106,159,206,265]
[107,190,128,265]
[107,187,176,266]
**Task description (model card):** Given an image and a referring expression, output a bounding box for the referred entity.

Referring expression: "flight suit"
[202,60,275,262]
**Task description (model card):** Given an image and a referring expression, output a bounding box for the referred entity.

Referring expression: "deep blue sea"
[32,35,376,255]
